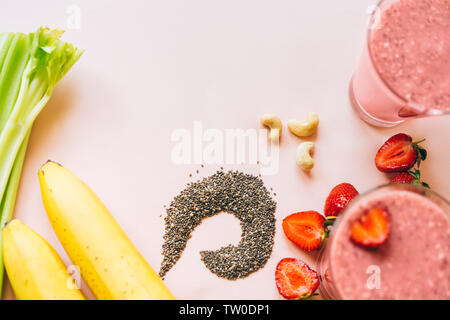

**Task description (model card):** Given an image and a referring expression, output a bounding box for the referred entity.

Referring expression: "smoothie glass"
[350,0,450,127]
[317,184,450,300]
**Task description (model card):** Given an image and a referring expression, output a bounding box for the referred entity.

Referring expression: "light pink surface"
[0,0,449,300]
[330,188,449,300]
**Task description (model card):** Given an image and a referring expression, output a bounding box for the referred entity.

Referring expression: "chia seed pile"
[159,170,276,280]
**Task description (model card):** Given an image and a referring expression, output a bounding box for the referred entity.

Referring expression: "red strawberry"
[375,133,427,172]
[390,170,430,188]
[324,183,359,217]
[282,211,326,251]
[350,207,391,248]
[390,172,415,184]
[275,258,320,300]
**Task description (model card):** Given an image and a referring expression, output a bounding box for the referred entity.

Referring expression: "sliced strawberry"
[375,133,427,172]
[324,183,359,217]
[282,211,326,251]
[275,258,320,300]
[350,207,391,248]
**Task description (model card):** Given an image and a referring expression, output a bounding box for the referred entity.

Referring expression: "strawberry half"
[275,258,320,300]
[350,207,391,248]
[282,211,326,251]
[375,133,427,173]
[324,183,359,217]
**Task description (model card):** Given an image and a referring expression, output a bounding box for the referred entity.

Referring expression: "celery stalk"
[0,27,82,296]
[0,130,30,292]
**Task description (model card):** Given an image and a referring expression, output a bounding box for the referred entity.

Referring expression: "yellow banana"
[2,219,85,300]
[38,161,174,300]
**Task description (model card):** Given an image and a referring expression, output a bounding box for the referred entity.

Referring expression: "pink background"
[1,0,449,299]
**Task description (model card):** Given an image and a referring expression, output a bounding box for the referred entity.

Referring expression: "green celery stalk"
[0,130,30,292]
[0,28,83,202]
[0,27,82,297]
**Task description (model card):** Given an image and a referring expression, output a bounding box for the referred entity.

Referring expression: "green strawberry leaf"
[419,148,427,161]
[421,182,431,189]
[412,138,427,168]
[408,169,420,180]
[323,216,337,228]
[408,169,430,189]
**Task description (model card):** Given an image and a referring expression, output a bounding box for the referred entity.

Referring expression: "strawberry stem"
[324,216,337,227]
[322,216,338,241]
[412,138,426,145]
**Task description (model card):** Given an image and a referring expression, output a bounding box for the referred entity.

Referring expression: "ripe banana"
[2,219,85,300]
[38,161,174,300]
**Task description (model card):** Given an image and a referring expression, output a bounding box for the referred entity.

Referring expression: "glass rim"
[330,183,450,236]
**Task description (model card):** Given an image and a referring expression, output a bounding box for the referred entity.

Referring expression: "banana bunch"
[3,161,174,300]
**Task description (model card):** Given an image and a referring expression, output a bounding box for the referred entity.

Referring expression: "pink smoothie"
[351,0,450,125]
[325,188,449,300]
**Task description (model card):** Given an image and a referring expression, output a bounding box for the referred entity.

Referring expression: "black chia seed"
[159,170,276,280]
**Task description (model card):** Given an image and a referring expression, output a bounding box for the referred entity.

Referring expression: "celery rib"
[0,129,30,292]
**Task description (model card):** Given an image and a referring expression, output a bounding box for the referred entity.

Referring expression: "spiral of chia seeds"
[159,170,276,280]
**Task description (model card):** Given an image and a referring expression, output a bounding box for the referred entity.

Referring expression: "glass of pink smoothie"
[350,0,450,127]
[317,184,449,300]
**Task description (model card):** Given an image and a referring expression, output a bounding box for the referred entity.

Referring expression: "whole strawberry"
[390,170,430,188]
[390,172,415,184]
[324,183,359,217]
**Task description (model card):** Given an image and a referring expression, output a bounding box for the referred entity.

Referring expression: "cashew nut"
[260,114,282,142]
[296,142,315,171]
[287,112,319,137]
